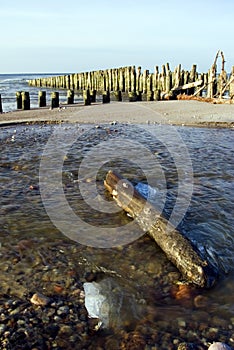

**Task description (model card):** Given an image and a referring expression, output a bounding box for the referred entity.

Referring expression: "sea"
[0,73,70,112]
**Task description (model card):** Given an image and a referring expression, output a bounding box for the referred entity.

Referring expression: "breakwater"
[1,52,233,113]
[27,55,234,102]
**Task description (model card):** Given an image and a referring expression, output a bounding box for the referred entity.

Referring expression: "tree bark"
[104,171,218,288]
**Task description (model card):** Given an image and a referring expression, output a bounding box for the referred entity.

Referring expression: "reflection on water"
[0,122,233,348]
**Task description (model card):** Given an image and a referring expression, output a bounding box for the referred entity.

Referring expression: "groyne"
[1,51,233,114]
[28,51,234,103]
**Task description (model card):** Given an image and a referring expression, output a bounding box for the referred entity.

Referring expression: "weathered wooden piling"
[110,90,122,102]
[102,90,110,104]
[51,92,59,109]
[83,89,91,105]
[90,89,96,103]
[27,51,234,102]
[0,94,2,113]
[38,91,46,108]
[229,66,234,99]
[67,89,74,104]
[21,92,30,110]
[16,91,22,109]
[128,91,138,102]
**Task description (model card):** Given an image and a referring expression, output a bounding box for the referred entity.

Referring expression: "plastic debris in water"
[83,278,144,329]
[134,182,158,201]
[208,342,232,350]
[83,282,109,328]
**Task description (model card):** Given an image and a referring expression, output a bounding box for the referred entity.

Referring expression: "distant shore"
[0,100,234,128]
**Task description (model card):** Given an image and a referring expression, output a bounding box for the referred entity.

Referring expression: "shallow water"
[0,73,82,112]
[0,122,233,349]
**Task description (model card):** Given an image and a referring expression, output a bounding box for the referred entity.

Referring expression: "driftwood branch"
[104,171,218,288]
[212,50,220,70]
[172,79,203,92]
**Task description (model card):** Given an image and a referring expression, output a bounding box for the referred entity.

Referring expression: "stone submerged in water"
[208,342,232,350]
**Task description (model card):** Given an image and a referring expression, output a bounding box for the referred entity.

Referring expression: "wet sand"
[1,100,234,127]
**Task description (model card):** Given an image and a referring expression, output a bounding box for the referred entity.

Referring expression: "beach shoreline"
[0,100,234,128]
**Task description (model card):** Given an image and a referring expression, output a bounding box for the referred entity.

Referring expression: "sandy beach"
[0,100,234,127]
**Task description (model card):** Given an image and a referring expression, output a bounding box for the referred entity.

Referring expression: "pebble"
[208,343,232,350]
[57,305,70,316]
[30,292,51,306]
[0,325,6,335]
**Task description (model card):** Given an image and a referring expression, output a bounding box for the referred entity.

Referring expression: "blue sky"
[1,0,234,73]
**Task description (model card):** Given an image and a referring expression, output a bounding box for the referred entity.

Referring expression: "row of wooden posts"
[1,52,233,114]
[0,88,114,113]
[28,56,234,102]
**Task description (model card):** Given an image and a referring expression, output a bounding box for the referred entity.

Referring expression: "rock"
[208,343,232,350]
[177,343,197,349]
[30,292,51,306]
[57,305,70,316]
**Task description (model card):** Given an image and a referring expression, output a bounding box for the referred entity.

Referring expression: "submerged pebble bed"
[0,123,233,349]
[0,237,234,350]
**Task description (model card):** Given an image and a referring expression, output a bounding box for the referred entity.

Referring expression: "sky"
[1,0,234,74]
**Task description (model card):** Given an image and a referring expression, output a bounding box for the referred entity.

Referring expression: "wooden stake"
[102,90,110,103]
[16,91,22,109]
[83,89,91,105]
[21,91,30,110]
[38,91,46,108]
[0,94,2,113]
[67,89,74,104]
[51,92,59,109]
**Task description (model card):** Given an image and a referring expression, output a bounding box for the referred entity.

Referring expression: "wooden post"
[67,89,74,104]
[65,75,70,90]
[21,91,30,110]
[207,51,219,98]
[160,65,166,92]
[138,66,143,94]
[16,91,22,109]
[51,92,59,109]
[165,63,171,93]
[119,68,125,92]
[217,51,227,98]
[187,64,197,95]
[115,90,122,101]
[104,171,218,289]
[229,66,234,99]
[83,89,91,105]
[153,65,159,93]
[0,94,3,113]
[128,91,138,102]
[173,64,181,89]
[90,89,96,103]
[146,74,153,101]
[154,89,161,101]
[136,66,141,94]
[130,66,136,92]
[38,91,46,108]
[102,90,110,103]
[110,90,122,102]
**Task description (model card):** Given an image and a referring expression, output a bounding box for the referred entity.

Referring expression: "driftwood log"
[104,171,218,288]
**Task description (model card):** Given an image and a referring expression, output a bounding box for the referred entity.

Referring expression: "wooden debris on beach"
[104,171,218,289]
